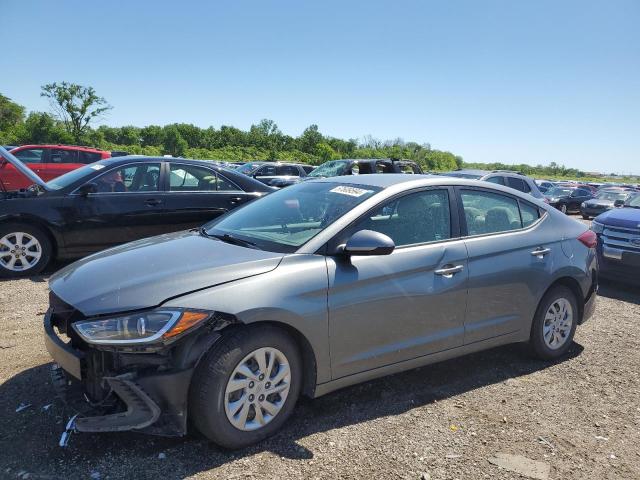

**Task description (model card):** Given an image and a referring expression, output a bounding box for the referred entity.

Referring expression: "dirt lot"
[1,220,639,479]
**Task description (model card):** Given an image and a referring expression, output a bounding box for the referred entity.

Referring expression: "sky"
[1,0,639,173]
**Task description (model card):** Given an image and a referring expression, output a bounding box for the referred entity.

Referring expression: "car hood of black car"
[49,230,284,316]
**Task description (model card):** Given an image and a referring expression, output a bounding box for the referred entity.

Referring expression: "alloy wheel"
[543,298,573,350]
[0,232,42,272]
[224,347,291,431]
[560,204,567,214]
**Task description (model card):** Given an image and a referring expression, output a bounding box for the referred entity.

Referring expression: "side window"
[506,177,529,192]
[461,190,522,235]
[13,149,44,163]
[215,172,241,191]
[302,165,315,174]
[276,165,300,176]
[485,176,506,186]
[351,190,451,247]
[256,165,276,177]
[520,201,540,227]
[50,149,78,164]
[93,163,161,193]
[399,164,416,174]
[79,151,102,164]
[170,164,217,191]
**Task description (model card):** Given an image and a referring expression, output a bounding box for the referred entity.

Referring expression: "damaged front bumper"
[44,310,216,437]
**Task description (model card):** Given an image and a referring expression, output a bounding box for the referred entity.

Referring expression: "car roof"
[12,144,107,152]
[311,173,436,188]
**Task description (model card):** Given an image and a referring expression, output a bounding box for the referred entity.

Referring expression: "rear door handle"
[145,198,162,206]
[435,264,464,277]
[531,247,551,257]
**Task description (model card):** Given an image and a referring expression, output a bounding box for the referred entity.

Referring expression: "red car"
[0,145,112,191]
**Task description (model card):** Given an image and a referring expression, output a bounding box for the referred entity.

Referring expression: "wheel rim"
[560,204,567,214]
[224,347,291,431]
[0,232,42,272]
[543,298,573,350]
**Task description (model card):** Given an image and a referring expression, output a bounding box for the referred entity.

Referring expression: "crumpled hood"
[595,207,640,228]
[49,230,284,316]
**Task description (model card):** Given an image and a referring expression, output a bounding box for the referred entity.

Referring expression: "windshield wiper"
[201,228,261,250]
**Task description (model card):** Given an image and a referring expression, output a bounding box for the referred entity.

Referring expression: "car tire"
[189,325,302,449]
[529,285,578,360]
[0,223,52,278]
[559,204,567,214]
[582,214,590,220]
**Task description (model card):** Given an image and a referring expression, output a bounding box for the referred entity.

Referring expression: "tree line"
[0,83,607,179]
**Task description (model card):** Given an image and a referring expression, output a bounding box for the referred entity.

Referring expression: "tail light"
[578,230,597,249]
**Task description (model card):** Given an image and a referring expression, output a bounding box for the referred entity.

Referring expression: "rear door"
[327,187,468,378]
[61,162,169,252]
[570,188,592,210]
[164,162,257,230]
[38,148,79,182]
[458,187,553,343]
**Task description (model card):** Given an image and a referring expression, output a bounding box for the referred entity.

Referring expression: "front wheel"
[189,325,302,449]
[0,223,52,277]
[582,214,590,220]
[529,286,578,360]
[559,204,568,214]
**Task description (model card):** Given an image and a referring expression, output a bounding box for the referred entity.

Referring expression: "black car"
[269,158,423,188]
[580,188,633,219]
[0,153,273,277]
[544,186,593,214]
[236,162,314,187]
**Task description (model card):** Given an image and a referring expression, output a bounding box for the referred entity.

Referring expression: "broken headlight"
[72,309,212,345]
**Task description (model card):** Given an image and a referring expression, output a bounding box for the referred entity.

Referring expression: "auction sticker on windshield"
[90,164,106,170]
[330,186,373,197]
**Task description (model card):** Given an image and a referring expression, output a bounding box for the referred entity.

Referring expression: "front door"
[327,188,468,379]
[61,162,168,253]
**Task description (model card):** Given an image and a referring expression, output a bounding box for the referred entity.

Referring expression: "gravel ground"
[1,218,639,480]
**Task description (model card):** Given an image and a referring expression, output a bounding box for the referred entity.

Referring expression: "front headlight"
[73,309,212,345]
[591,221,604,234]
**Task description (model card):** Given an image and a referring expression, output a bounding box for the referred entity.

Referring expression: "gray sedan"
[44,174,598,448]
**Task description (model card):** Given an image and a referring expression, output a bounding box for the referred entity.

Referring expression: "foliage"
[41,82,112,142]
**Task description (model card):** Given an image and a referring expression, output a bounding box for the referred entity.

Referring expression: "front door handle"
[229,196,244,205]
[145,198,162,206]
[531,247,551,258]
[435,264,464,277]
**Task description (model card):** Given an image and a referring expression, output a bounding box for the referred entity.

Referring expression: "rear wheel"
[0,223,52,277]
[189,325,302,449]
[529,286,578,360]
[582,214,589,220]
[559,204,568,214]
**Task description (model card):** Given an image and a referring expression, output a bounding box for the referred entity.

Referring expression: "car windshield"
[307,160,351,178]
[626,194,640,208]
[546,187,573,197]
[46,161,111,190]
[596,191,629,202]
[203,181,382,253]
[236,162,264,174]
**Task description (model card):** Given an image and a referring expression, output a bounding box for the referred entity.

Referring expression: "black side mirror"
[78,182,98,196]
[342,230,395,256]
[614,199,625,207]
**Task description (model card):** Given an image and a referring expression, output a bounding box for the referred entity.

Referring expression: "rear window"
[79,151,103,164]
[507,177,531,193]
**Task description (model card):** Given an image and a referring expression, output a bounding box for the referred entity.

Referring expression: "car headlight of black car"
[591,221,604,234]
[72,308,212,345]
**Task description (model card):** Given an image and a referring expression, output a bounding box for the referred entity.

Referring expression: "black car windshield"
[307,160,351,178]
[596,191,629,202]
[546,187,573,197]
[204,181,381,253]
[46,161,111,190]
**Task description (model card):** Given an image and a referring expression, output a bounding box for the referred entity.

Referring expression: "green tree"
[19,112,72,144]
[0,93,25,132]
[41,82,112,142]
[162,126,187,156]
[299,124,323,154]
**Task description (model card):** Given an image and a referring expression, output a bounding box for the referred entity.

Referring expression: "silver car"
[44,175,598,448]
